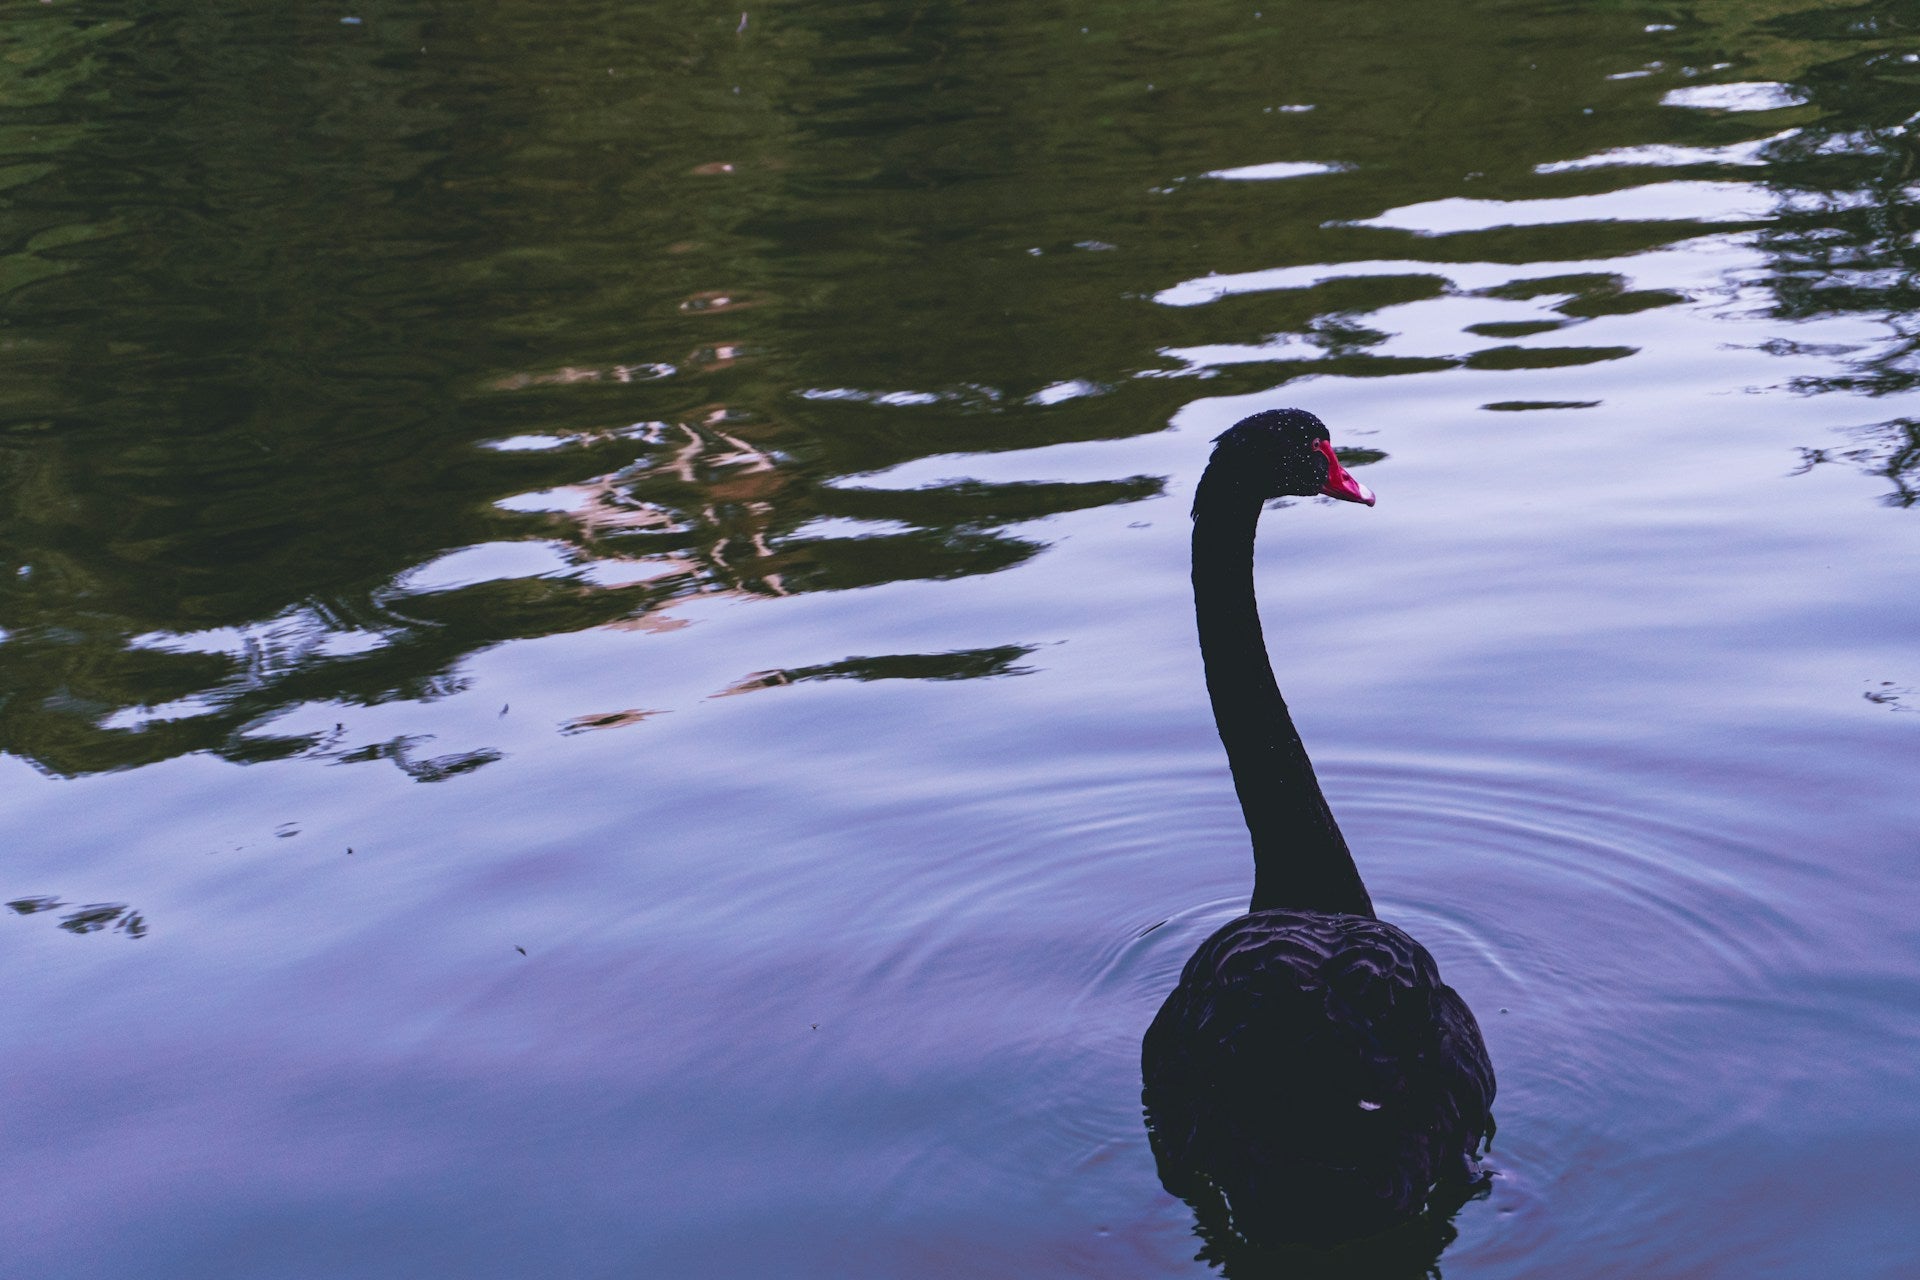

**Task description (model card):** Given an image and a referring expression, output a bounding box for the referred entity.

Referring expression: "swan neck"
[1191,470,1375,918]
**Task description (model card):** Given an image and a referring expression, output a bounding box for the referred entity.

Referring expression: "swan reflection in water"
[1142,411,1496,1263]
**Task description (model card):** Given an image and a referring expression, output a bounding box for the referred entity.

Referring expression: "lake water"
[3,2,1917,1276]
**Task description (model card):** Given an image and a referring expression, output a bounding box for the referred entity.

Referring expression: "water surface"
[3,1,1918,1275]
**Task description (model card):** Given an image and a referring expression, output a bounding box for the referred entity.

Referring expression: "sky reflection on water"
[3,1,1920,1276]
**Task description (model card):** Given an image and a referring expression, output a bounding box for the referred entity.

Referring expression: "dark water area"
[3,0,1918,1274]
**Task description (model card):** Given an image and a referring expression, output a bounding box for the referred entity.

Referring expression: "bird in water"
[1141,409,1495,1251]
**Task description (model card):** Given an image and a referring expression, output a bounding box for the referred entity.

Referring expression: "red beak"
[1316,439,1377,506]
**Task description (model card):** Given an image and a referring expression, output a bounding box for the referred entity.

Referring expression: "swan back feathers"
[1142,910,1496,1246]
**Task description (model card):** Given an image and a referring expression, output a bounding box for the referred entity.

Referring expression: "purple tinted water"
[3,2,1917,1275]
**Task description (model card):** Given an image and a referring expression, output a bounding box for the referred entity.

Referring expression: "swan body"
[1141,409,1495,1248]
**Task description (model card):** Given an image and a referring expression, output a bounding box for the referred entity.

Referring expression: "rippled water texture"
[3,1,1918,1276]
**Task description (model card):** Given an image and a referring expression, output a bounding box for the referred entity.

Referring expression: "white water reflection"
[1341,181,1772,235]
[1662,81,1810,112]
[1027,378,1109,406]
[1156,237,1753,309]
[398,541,577,593]
[1536,131,1795,174]
[1201,160,1347,181]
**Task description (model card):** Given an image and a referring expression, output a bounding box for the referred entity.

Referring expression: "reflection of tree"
[0,2,1165,778]
[1738,0,1920,502]
[2,0,1743,780]
[1794,420,1920,506]
[0,381,1154,775]
[7,896,147,939]
[496,404,1160,600]
[719,644,1036,696]
[26,0,1891,777]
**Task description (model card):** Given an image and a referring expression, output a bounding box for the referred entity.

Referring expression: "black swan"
[1141,409,1496,1250]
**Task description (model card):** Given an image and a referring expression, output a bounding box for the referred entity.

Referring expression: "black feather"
[1143,410,1496,1249]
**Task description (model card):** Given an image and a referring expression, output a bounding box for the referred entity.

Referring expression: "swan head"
[1210,409,1377,506]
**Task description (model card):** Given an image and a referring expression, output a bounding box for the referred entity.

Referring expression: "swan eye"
[1358,1099,1383,1112]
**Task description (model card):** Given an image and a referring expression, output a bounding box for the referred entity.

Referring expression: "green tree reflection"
[13,0,1912,782]
[0,1,1163,776]
[1738,0,1920,504]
